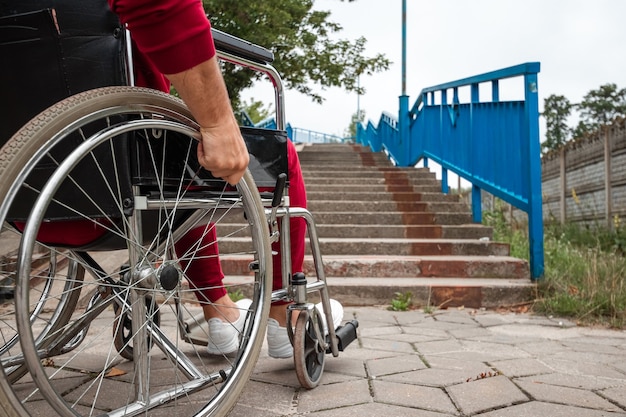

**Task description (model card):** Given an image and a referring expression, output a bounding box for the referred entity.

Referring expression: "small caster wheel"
[113,296,160,360]
[293,308,326,389]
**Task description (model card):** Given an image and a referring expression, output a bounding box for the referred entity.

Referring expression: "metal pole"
[402,0,407,96]
[397,0,410,165]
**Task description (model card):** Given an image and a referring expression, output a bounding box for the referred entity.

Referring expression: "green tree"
[237,97,273,125]
[345,109,365,139]
[542,94,573,153]
[577,83,626,133]
[572,120,591,141]
[203,0,391,109]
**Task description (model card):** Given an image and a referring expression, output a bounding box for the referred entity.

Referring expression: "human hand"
[198,120,249,185]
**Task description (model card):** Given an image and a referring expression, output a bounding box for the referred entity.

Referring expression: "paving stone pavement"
[231,306,626,417]
[8,306,626,416]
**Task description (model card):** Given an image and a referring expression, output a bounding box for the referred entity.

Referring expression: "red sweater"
[108,0,216,90]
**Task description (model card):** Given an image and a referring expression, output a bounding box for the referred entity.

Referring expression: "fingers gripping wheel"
[293,308,326,389]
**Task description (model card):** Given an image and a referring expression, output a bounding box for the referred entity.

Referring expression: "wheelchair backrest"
[0,0,127,145]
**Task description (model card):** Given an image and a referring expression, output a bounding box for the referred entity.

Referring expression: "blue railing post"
[471,185,482,223]
[398,94,411,166]
[524,72,545,280]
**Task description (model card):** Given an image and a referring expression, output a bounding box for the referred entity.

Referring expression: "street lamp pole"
[402,0,407,96]
[398,0,410,166]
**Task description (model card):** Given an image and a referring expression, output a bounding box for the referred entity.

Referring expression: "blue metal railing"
[357,62,544,280]
[245,114,347,144]
[286,124,346,144]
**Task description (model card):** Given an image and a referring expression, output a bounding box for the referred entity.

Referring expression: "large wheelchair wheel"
[0,87,272,417]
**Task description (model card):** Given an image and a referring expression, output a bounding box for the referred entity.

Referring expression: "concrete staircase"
[0,142,535,310]
[292,143,534,309]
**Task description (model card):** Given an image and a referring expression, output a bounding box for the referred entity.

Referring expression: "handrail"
[286,125,346,144]
[357,62,544,280]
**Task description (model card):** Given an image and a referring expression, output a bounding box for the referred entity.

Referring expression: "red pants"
[174,139,306,303]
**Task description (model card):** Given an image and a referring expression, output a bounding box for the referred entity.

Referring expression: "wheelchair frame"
[0,17,358,417]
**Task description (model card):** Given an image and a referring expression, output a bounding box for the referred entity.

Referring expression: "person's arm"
[109,0,248,184]
[166,57,249,185]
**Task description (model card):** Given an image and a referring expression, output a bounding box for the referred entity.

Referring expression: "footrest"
[328,319,359,353]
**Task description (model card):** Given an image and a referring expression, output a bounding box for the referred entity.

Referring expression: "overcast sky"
[244,0,626,140]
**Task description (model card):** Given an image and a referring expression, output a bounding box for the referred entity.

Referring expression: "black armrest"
[212,28,274,64]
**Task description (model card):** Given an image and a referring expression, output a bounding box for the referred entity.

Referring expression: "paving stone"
[478,401,626,417]
[612,361,626,374]
[517,340,572,356]
[447,326,493,340]
[306,401,455,417]
[401,325,450,341]
[297,379,372,413]
[351,308,399,325]
[372,380,458,414]
[323,356,368,378]
[333,346,400,361]
[366,354,428,377]
[489,357,553,378]
[423,356,495,375]
[376,331,450,344]
[430,310,480,325]
[357,324,402,338]
[412,319,478,332]
[392,311,433,326]
[516,379,622,412]
[380,367,479,388]
[547,349,626,367]
[561,340,626,355]
[540,356,626,379]
[515,373,623,391]
[488,324,589,340]
[413,339,465,355]
[460,340,532,360]
[230,380,296,416]
[447,375,529,415]
[601,386,626,410]
[251,366,302,388]
[359,336,416,354]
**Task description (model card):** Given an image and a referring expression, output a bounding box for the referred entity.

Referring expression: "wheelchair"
[0,5,357,416]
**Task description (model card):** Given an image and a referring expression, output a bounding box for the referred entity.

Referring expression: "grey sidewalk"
[232,306,626,417]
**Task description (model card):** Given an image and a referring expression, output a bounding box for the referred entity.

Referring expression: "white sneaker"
[207,298,252,356]
[266,299,344,359]
[315,299,344,335]
[267,318,293,359]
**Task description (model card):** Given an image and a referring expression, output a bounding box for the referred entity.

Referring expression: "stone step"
[301,170,435,179]
[306,200,469,213]
[301,165,434,173]
[217,223,493,240]
[305,184,442,193]
[303,176,440,186]
[219,237,509,257]
[219,254,529,280]
[305,191,462,202]
[310,211,472,225]
[221,275,534,309]
[319,277,535,309]
[314,224,493,240]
